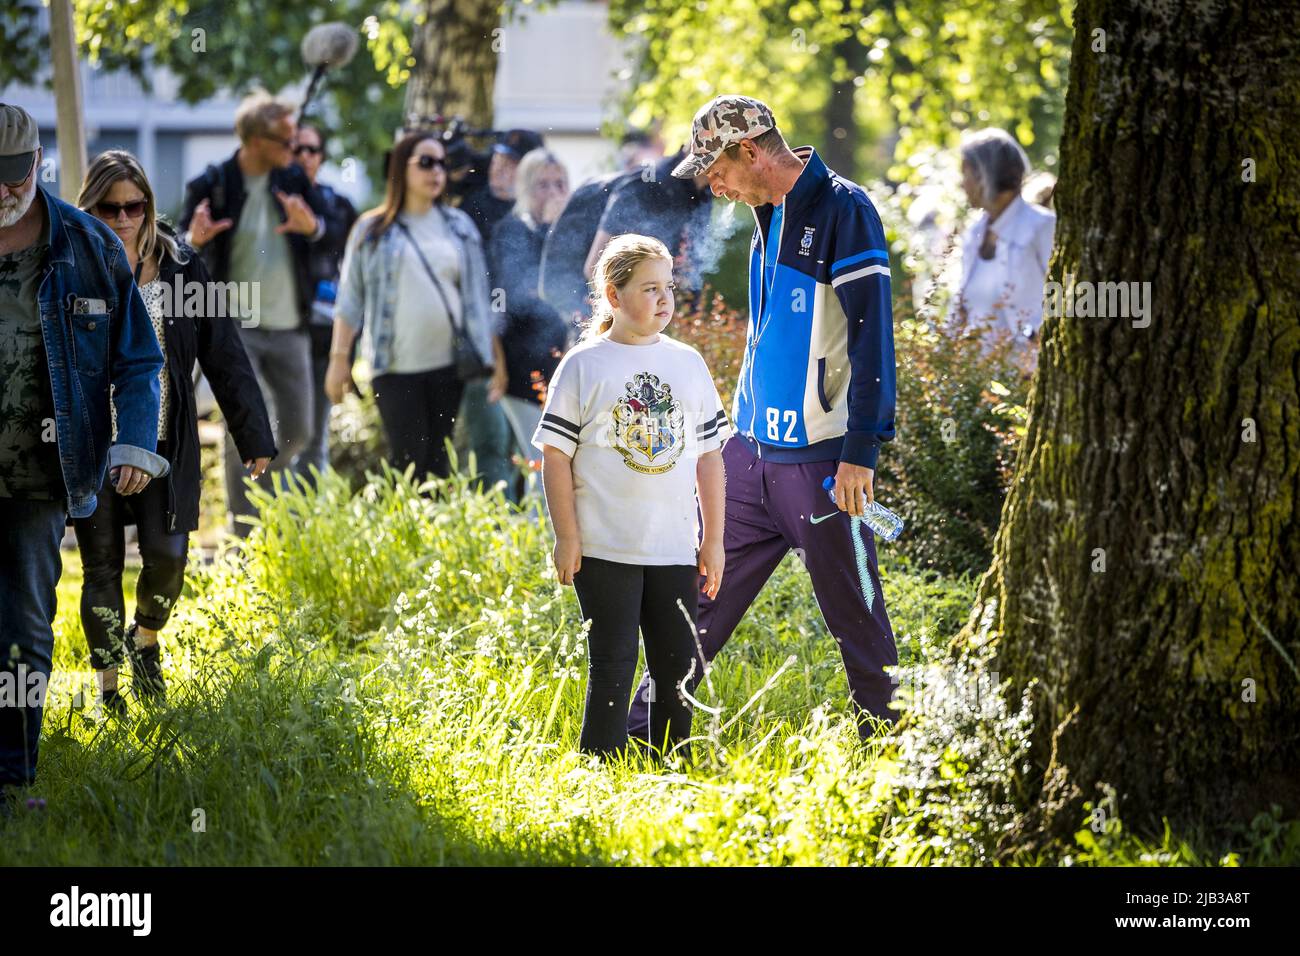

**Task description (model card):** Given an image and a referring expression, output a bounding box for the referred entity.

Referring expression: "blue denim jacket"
[335,204,497,375]
[34,186,168,519]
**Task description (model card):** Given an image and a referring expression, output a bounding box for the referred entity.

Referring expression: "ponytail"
[583,233,673,342]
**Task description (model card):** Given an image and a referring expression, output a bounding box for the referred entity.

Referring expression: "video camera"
[401,113,544,201]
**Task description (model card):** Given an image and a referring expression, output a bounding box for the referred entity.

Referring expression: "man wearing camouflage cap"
[0,104,167,803]
[627,95,899,742]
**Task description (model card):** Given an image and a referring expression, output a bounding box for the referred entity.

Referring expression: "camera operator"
[458,128,544,242]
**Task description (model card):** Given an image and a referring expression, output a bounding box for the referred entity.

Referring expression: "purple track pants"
[627,435,898,741]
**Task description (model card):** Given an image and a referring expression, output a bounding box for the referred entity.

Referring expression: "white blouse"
[111,278,171,443]
[955,195,1057,341]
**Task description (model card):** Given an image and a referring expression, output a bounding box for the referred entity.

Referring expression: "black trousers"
[372,366,465,481]
[571,556,699,758]
[73,457,189,671]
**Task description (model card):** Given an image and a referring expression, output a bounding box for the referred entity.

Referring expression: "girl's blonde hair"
[584,233,673,341]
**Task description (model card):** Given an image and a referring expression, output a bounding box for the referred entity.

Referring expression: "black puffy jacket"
[150,225,277,532]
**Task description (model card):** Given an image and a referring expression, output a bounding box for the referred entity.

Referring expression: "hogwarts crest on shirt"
[608,371,685,475]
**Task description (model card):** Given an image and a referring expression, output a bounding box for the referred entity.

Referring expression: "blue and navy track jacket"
[735,146,896,469]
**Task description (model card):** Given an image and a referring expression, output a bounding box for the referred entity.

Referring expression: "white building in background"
[2,0,630,215]
[493,0,629,183]
[2,63,254,217]
[1,52,362,216]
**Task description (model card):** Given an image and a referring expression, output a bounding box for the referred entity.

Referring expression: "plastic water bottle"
[822,476,904,541]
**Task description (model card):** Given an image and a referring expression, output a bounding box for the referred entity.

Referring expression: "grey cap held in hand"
[0,104,41,184]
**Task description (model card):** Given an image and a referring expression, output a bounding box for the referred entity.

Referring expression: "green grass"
[1,467,1288,865]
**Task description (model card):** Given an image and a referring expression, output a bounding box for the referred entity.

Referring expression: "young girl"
[532,234,729,759]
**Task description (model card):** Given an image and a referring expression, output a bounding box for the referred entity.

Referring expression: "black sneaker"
[102,687,128,718]
[127,624,166,702]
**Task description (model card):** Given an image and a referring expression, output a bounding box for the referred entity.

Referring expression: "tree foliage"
[608,0,1072,182]
[0,0,408,189]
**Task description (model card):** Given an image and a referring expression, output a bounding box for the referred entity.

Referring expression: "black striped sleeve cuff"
[696,409,727,441]
[540,412,580,442]
[535,412,581,454]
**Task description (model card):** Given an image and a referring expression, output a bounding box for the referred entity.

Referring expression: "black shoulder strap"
[395,215,467,336]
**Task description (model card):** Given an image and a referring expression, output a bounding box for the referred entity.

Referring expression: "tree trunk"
[404,0,503,130]
[957,0,1300,852]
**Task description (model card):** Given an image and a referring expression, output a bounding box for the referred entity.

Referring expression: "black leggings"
[372,366,465,481]
[73,467,189,671]
[571,557,699,758]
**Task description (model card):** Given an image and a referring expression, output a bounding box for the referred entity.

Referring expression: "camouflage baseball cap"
[671,95,775,178]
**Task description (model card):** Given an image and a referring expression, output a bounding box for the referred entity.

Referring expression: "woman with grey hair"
[954,128,1056,349]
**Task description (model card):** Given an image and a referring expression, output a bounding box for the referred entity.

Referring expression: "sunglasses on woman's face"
[96,200,148,220]
[410,154,447,171]
[294,144,323,157]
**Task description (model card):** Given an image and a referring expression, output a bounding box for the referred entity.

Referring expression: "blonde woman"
[76,150,275,713]
[531,234,729,760]
[487,149,572,477]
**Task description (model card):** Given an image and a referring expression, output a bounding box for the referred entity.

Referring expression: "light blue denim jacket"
[335,204,497,375]
[33,187,169,519]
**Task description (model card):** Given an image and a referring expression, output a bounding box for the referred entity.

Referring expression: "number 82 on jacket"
[766,407,797,443]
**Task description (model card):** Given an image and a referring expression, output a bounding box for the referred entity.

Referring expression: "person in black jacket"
[582,146,714,293]
[178,91,327,535]
[75,150,276,713]
[459,128,545,242]
[537,166,639,327]
[487,149,571,494]
[292,122,358,478]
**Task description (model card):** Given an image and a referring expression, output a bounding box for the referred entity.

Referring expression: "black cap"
[493,128,544,160]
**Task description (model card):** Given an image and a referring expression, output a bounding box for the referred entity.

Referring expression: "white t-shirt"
[389,207,462,373]
[532,333,732,565]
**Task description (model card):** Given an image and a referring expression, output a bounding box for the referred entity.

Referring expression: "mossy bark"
[403,0,501,130]
[955,0,1300,852]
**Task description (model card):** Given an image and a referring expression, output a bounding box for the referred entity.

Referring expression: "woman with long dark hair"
[75,150,276,714]
[326,132,506,480]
